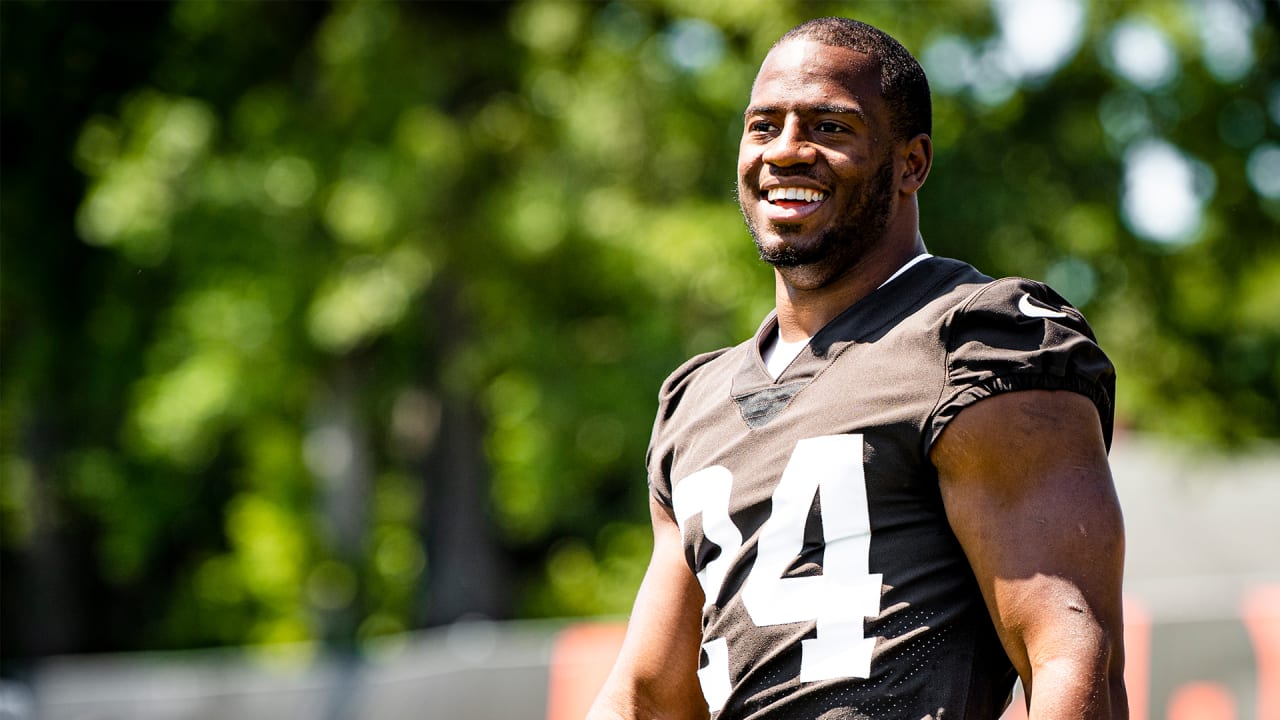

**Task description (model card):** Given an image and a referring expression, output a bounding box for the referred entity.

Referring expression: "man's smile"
[766,187,827,203]
[759,185,829,221]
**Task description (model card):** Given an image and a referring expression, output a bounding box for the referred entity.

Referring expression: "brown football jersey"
[647,256,1116,719]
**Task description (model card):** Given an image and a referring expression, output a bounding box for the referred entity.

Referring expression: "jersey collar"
[732,257,969,414]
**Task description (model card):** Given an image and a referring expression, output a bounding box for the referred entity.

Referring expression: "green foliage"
[2,0,1277,661]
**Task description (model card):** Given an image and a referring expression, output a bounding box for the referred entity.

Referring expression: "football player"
[588,17,1126,720]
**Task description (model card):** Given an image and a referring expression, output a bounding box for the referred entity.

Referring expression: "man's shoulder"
[936,272,1103,349]
[923,266,1116,449]
[909,258,1092,331]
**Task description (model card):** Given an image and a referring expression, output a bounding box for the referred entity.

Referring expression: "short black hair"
[777,17,931,142]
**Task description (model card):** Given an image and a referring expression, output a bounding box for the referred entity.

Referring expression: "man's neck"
[774,234,928,342]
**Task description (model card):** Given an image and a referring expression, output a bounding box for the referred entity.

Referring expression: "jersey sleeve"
[926,277,1116,452]
[645,348,730,510]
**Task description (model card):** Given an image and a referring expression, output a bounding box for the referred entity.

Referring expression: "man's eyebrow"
[744,105,780,119]
[812,103,866,119]
[743,103,867,120]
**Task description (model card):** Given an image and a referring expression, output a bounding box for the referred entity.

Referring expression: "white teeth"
[767,187,826,203]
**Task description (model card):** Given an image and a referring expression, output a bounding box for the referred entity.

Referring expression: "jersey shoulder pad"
[930,277,1116,448]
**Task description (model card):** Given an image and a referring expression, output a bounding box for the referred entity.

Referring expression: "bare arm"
[931,390,1127,719]
[586,494,710,720]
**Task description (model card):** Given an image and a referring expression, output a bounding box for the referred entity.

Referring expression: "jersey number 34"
[672,434,882,712]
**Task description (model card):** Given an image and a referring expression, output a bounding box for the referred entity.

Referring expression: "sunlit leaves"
[323,179,397,247]
[510,0,587,57]
[394,106,464,176]
[0,457,35,547]
[263,156,318,210]
[535,523,650,617]
[497,172,569,258]
[224,493,314,642]
[485,370,551,541]
[75,93,217,266]
[307,248,434,354]
[130,350,241,466]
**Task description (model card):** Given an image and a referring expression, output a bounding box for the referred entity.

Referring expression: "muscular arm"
[931,390,1127,719]
[586,494,710,720]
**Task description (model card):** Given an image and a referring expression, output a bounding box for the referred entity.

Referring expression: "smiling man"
[588,17,1126,720]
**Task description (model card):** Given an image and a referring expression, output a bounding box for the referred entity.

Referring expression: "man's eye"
[816,122,846,133]
[749,121,777,133]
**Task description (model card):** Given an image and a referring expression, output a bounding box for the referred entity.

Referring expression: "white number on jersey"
[672,434,882,712]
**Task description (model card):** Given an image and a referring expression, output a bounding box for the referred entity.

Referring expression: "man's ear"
[899,133,932,195]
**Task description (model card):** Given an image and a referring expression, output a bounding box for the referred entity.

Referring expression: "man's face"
[737,40,900,285]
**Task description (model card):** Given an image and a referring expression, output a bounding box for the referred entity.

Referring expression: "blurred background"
[1,0,1277,718]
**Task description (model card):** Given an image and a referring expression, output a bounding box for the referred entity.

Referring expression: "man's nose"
[761,120,816,167]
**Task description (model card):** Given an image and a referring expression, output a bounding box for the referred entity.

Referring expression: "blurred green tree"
[1,0,1276,668]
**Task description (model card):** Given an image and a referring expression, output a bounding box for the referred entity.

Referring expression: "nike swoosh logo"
[1018,293,1069,319]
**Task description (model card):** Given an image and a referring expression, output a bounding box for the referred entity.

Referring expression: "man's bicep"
[587,494,708,720]
[931,390,1125,689]
[626,494,707,666]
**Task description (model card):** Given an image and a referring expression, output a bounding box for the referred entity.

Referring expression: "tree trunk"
[420,283,508,626]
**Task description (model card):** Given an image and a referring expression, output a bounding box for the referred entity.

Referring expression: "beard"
[742,155,897,273]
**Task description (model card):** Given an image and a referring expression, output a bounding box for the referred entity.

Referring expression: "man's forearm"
[587,679,708,720]
[1027,653,1126,719]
